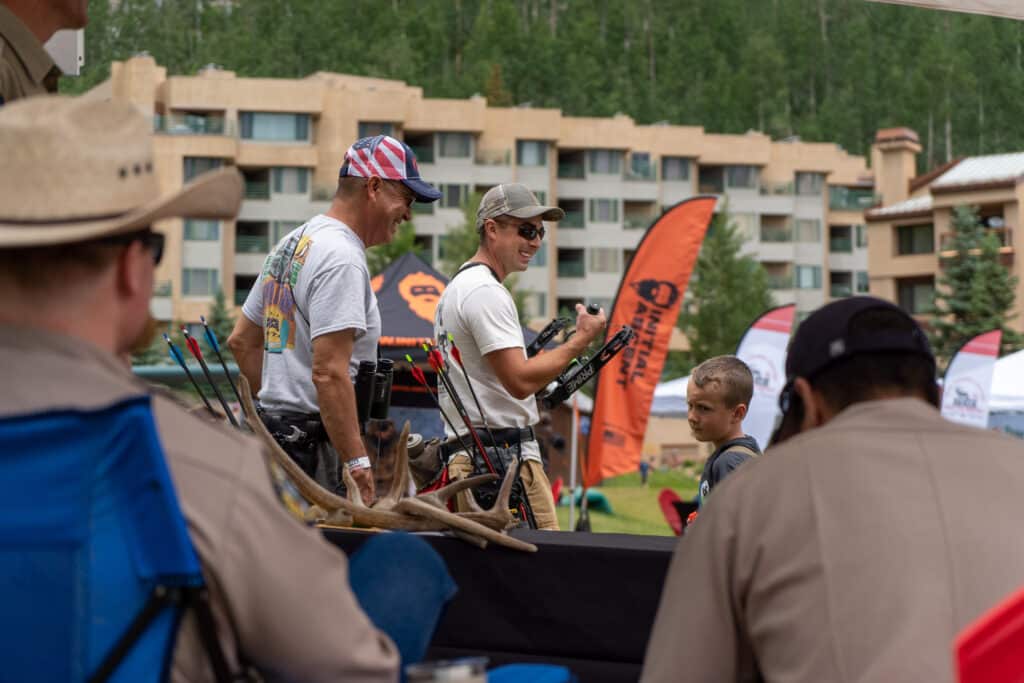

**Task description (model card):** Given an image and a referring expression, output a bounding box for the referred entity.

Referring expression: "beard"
[128,314,161,356]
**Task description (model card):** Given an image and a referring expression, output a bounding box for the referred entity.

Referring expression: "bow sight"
[538,325,636,409]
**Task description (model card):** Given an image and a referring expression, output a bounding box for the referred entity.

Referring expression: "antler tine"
[395,498,537,553]
[419,473,498,506]
[342,465,365,507]
[454,464,519,531]
[372,421,411,509]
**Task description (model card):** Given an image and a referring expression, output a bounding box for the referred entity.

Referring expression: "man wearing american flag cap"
[230,135,441,503]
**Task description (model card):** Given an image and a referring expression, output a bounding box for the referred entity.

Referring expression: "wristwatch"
[345,455,372,472]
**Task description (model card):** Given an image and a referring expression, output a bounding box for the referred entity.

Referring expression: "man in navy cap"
[230,135,440,503]
[642,296,1024,682]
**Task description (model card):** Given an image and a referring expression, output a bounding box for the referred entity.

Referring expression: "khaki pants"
[447,453,559,530]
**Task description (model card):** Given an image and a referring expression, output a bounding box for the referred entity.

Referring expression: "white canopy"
[867,1,1024,20]
[650,375,689,417]
[991,349,1024,412]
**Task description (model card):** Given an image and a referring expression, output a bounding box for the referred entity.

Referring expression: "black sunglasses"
[499,219,545,241]
[99,230,165,266]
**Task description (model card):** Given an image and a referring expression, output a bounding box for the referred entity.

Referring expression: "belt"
[440,426,536,458]
[259,409,326,444]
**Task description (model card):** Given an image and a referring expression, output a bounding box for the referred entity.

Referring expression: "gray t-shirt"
[434,263,541,462]
[242,214,381,414]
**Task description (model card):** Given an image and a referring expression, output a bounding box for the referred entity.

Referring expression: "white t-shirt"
[433,262,541,462]
[242,215,381,414]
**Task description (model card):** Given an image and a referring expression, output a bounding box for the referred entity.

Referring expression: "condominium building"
[865,128,1023,331]
[93,55,875,333]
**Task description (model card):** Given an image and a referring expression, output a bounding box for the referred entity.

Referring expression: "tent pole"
[569,394,579,530]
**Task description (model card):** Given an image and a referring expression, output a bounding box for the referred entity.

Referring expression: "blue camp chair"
[0,396,236,682]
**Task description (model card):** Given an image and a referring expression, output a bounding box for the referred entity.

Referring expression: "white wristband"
[345,455,372,472]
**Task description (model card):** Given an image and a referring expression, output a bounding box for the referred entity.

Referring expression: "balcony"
[560,210,584,228]
[761,225,793,243]
[760,181,795,196]
[830,187,879,211]
[154,113,232,137]
[475,149,511,166]
[153,280,172,296]
[766,272,794,289]
[558,162,585,179]
[624,216,653,230]
[412,202,435,215]
[409,145,434,164]
[829,235,853,253]
[939,227,1014,264]
[234,288,251,306]
[557,260,585,278]
[244,181,270,200]
[830,284,853,298]
[625,167,656,182]
[236,234,269,253]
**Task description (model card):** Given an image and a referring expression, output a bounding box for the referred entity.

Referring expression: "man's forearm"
[317,376,365,463]
[235,345,264,396]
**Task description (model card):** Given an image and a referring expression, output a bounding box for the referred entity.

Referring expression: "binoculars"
[354,358,394,434]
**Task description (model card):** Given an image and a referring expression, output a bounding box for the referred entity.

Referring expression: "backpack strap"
[724,444,760,459]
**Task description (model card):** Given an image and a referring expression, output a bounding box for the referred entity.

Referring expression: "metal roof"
[931,152,1024,189]
[866,1,1024,20]
[867,194,933,218]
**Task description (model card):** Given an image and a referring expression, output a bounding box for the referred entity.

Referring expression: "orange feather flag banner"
[584,196,716,486]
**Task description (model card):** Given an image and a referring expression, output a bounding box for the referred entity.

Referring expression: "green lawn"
[554,468,699,535]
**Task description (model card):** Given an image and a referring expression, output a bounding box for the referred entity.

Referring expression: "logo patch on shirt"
[262,453,315,525]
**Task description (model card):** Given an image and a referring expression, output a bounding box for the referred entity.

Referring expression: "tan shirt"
[0,327,399,682]
[0,5,60,105]
[642,398,1024,683]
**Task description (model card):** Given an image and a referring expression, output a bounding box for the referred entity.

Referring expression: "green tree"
[203,288,236,359]
[669,211,775,378]
[366,223,424,276]
[930,205,1021,362]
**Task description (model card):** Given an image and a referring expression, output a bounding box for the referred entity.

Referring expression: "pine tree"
[930,205,1021,361]
[203,288,236,359]
[365,223,425,276]
[668,211,775,378]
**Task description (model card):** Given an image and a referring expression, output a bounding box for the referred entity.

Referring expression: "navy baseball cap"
[339,135,442,203]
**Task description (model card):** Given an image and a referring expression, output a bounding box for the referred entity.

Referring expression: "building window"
[726,165,758,189]
[795,265,822,289]
[272,167,309,194]
[358,122,394,138]
[557,248,585,278]
[184,219,219,241]
[795,219,821,243]
[897,224,934,255]
[531,243,548,267]
[516,140,547,166]
[731,213,757,241]
[829,225,853,252]
[183,157,222,182]
[856,271,869,293]
[662,157,690,181]
[272,220,302,246]
[629,152,655,180]
[855,224,868,248]
[588,247,620,273]
[623,248,637,270]
[760,219,792,243]
[588,198,619,223]
[239,112,310,142]
[440,184,468,209]
[438,132,471,158]
[533,190,547,205]
[897,276,935,314]
[182,268,219,297]
[795,172,825,196]
[588,149,622,175]
[698,166,725,194]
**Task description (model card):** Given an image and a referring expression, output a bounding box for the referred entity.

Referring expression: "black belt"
[440,426,536,459]
[258,409,326,445]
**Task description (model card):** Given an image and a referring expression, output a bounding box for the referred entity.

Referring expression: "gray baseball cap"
[476,183,565,230]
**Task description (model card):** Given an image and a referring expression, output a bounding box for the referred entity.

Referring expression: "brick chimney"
[871,127,921,206]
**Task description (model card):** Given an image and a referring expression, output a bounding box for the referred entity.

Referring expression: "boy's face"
[686,380,744,445]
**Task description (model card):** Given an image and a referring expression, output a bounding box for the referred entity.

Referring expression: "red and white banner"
[586,197,716,485]
[735,305,796,449]
[941,330,1002,429]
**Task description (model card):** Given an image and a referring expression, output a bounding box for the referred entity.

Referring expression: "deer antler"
[236,375,536,552]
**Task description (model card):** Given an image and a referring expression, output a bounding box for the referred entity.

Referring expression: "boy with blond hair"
[686,355,760,506]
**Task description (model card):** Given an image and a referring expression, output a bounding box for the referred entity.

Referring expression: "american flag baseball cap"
[339,135,442,203]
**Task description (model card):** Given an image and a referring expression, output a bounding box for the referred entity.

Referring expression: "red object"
[657,488,684,536]
[955,585,1024,683]
[586,197,716,486]
[551,476,563,503]
[183,332,203,360]
[450,343,464,367]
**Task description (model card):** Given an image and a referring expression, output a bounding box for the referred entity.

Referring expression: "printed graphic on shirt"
[258,232,313,353]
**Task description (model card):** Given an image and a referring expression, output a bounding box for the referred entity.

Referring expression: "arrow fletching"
[450,343,464,367]
[184,333,203,360]
[200,315,221,352]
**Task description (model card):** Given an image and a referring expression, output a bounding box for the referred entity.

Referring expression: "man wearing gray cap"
[433,183,605,529]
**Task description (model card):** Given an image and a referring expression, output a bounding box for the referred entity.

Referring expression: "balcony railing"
[560,210,584,228]
[236,234,269,253]
[154,114,233,137]
[234,289,250,306]
[939,227,1013,251]
[624,216,652,230]
[761,226,793,243]
[829,235,853,253]
[557,261,585,278]
[153,280,172,297]
[759,181,794,196]
[829,187,879,211]
[625,167,656,182]
[409,145,434,164]
[312,185,335,201]
[766,273,794,289]
[244,181,270,200]
[412,202,435,215]
[830,284,853,298]
[558,162,585,179]
[475,149,511,166]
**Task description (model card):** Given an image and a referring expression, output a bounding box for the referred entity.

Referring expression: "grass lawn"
[554,468,699,535]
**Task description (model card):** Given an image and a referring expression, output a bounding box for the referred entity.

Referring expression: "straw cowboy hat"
[0,95,242,247]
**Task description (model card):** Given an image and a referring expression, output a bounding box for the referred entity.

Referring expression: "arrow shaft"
[195,354,240,428]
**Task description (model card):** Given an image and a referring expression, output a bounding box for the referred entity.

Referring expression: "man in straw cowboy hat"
[0,95,410,680]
